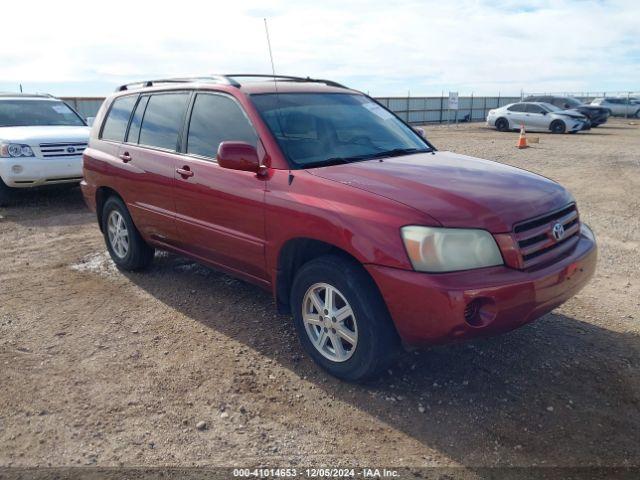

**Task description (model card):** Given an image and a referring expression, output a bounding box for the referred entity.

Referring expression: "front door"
[524,103,549,131]
[173,92,268,284]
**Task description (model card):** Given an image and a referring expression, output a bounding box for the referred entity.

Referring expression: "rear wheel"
[0,178,13,207]
[290,255,399,381]
[495,117,509,132]
[550,120,566,134]
[101,196,154,270]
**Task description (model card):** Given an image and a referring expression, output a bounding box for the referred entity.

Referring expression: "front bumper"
[0,156,83,187]
[366,225,597,345]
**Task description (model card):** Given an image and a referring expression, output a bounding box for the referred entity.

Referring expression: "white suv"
[590,97,640,117]
[0,93,91,205]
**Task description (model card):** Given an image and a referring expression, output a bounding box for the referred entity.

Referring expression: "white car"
[590,97,640,118]
[486,102,588,134]
[0,93,90,205]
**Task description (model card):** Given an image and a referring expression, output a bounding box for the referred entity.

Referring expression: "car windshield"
[0,99,86,127]
[562,97,582,108]
[250,93,431,168]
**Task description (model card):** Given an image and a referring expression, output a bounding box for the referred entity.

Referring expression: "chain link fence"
[61,90,639,126]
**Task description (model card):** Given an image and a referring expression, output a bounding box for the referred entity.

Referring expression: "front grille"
[38,142,87,158]
[513,204,580,270]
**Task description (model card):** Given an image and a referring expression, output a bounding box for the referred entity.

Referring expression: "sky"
[0,0,638,97]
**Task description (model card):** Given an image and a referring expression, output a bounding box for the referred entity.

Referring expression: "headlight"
[401,226,504,272]
[0,143,34,158]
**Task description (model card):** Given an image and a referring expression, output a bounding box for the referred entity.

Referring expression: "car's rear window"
[138,93,189,151]
[0,99,85,127]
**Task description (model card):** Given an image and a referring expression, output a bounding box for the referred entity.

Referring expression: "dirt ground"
[1,119,639,475]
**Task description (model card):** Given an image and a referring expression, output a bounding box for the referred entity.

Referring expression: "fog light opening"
[11,164,23,174]
[463,298,497,327]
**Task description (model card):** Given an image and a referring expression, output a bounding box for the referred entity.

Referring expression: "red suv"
[81,75,597,381]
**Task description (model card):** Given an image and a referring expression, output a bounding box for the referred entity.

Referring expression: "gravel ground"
[0,119,639,474]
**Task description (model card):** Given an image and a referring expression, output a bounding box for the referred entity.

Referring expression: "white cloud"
[1,0,638,96]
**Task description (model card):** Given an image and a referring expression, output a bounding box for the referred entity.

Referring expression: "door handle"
[119,152,132,163]
[176,166,194,178]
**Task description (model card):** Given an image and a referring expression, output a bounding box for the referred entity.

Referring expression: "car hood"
[307,151,573,232]
[557,109,587,119]
[0,125,90,144]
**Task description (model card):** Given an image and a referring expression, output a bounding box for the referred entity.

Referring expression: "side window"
[186,93,257,159]
[126,96,150,144]
[526,104,545,114]
[507,103,525,112]
[101,95,138,142]
[138,93,190,151]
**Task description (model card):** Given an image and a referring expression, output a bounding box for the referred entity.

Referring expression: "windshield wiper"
[367,147,430,158]
[301,148,431,169]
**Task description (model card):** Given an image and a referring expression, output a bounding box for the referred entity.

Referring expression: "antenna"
[264,18,278,92]
[263,17,290,155]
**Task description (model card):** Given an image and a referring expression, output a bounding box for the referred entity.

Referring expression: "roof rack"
[0,92,55,98]
[116,74,348,92]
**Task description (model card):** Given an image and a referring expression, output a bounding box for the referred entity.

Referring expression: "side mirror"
[541,111,547,115]
[413,127,426,138]
[86,116,95,126]
[217,141,264,174]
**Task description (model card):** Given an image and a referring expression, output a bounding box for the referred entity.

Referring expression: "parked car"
[82,75,597,381]
[524,95,610,127]
[590,97,640,117]
[487,102,588,133]
[0,93,90,205]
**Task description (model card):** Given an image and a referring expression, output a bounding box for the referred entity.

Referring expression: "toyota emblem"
[552,222,565,241]
[66,146,76,154]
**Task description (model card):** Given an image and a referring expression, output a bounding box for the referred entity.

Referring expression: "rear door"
[505,103,527,128]
[173,91,268,283]
[118,91,190,245]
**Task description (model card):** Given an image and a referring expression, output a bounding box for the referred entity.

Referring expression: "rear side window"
[507,103,526,112]
[101,95,138,142]
[138,93,190,151]
[186,93,257,159]
[126,96,150,143]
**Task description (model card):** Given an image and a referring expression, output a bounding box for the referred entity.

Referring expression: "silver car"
[487,102,588,134]
[590,97,640,117]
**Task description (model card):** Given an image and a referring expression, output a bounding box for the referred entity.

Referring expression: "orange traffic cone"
[517,124,529,149]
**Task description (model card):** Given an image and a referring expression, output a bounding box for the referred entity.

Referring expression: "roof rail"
[116,74,349,92]
[116,75,240,92]
[224,74,349,89]
[0,92,55,98]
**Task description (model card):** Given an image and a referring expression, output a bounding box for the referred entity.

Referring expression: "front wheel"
[495,118,509,132]
[290,255,399,381]
[550,120,566,134]
[101,196,155,271]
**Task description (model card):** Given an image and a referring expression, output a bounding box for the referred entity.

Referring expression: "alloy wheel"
[107,210,129,259]
[302,282,358,362]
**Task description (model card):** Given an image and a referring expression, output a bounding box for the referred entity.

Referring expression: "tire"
[0,178,13,207]
[101,196,154,271]
[635,110,640,119]
[290,255,399,382]
[550,120,566,134]
[495,118,509,132]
